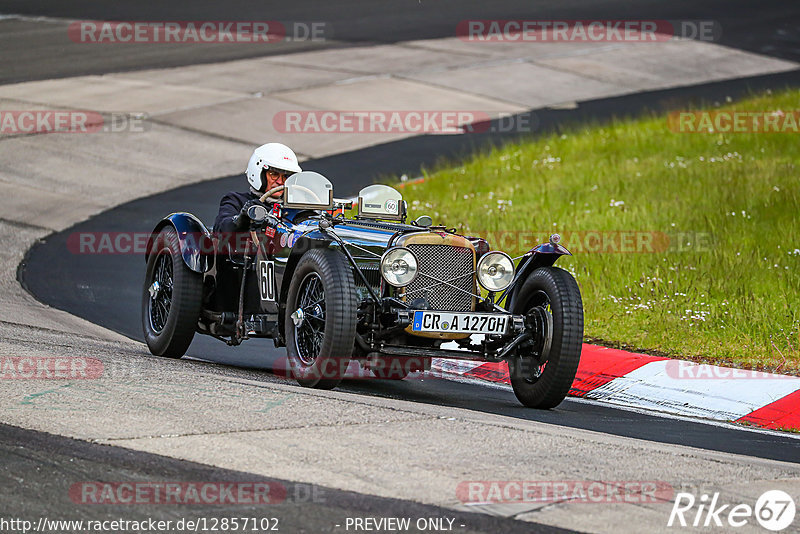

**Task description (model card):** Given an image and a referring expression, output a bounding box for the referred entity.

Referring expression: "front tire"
[142,226,203,357]
[285,248,357,389]
[508,266,583,408]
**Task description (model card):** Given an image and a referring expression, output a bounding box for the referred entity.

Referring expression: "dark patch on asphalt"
[0,423,573,533]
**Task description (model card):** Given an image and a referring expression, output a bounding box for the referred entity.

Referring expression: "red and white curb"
[431,345,800,431]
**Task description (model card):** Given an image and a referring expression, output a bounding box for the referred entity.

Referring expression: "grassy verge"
[397,89,800,373]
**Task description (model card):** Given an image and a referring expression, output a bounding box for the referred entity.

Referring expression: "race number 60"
[259,260,276,301]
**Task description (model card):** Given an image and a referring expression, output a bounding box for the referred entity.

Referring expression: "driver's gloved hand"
[232,199,264,228]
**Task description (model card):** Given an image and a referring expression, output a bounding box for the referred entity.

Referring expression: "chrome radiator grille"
[404,244,475,311]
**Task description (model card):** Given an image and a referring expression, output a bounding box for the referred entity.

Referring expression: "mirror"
[357,184,404,221]
[283,171,334,210]
[247,203,270,222]
[414,215,433,227]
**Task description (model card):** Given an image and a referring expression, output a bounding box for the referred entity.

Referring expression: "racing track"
[20,78,800,465]
[5,2,800,531]
[1,0,800,84]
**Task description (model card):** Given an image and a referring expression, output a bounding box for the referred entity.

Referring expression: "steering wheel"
[259,185,285,203]
[260,184,325,205]
[287,184,324,204]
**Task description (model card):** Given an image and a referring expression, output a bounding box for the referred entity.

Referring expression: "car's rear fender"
[145,212,214,273]
[506,242,571,310]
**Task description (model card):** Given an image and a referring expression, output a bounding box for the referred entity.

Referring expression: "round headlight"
[477,251,514,292]
[380,247,418,287]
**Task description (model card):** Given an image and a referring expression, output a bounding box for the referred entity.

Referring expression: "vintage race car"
[142,171,583,408]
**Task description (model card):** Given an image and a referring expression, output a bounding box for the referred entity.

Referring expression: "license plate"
[411,311,511,334]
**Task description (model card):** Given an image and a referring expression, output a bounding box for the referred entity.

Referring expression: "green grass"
[397,89,800,373]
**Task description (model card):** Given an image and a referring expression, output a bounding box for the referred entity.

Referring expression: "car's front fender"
[506,241,572,309]
[145,212,214,273]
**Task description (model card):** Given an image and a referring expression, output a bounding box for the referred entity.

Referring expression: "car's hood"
[296,218,428,250]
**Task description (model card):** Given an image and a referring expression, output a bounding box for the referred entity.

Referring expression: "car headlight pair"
[379,247,514,291]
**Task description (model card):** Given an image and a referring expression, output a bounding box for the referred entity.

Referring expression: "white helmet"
[246,142,302,191]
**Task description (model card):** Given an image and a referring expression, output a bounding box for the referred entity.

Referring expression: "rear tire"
[508,266,583,408]
[285,248,357,389]
[142,226,203,358]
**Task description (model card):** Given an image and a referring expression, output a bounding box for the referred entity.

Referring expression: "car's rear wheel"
[142,226,203,357]
[285,248,357,389]
[508,266,583,408]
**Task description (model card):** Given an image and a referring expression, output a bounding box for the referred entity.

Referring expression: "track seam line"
[0,319,140,344]
[94,415,440,442]
[0,216,51,232]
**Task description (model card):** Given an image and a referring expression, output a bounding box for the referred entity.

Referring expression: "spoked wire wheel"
[148,253,173,334]
[141,226,203,358]
[293,272,326,366]
[285,248,357,389]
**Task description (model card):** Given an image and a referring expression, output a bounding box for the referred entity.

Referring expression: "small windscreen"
[357,184,404,221]
[284,171,333,209]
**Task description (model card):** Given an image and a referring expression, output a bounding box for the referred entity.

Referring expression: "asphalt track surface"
[0,0,800,84]
[0,423,570,534]
[8,2,800,528]
[20,71,800,466]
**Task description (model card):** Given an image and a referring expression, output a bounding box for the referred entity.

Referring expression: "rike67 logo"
[668,490,796,531]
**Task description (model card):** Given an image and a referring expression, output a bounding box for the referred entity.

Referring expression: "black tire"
[285,248,357,389]
[142,226,203,358]
[508,266,583,409]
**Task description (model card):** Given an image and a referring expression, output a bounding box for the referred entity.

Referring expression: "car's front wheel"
[142,226,203,357]
[285,248,357,389]
[508,266,583,409]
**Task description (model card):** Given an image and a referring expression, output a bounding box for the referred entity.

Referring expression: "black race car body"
[143,172,584,408]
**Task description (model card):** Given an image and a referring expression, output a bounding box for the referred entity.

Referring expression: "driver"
[213,142,302,233]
